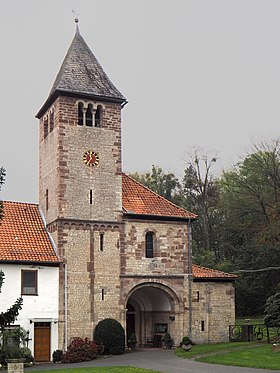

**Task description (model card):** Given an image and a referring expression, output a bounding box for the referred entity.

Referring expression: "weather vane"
[72,9,79,24]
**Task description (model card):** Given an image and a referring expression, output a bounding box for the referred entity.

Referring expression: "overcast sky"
[1,0,279,203]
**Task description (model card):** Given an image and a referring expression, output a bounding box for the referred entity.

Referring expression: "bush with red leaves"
[61,337,104,363]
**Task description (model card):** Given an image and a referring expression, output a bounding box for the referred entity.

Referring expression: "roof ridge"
[193,263,237,277]
[3,200,38,207]
[122,173,197,219]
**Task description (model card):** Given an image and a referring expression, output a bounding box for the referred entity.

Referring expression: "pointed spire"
[36,26,126,118]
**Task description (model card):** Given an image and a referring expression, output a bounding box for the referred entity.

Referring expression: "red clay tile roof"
[122,173,197,219]
[0,201,60,264]
[192,264,237,280]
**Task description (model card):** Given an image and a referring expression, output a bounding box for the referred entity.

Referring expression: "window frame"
[21,270,38,296]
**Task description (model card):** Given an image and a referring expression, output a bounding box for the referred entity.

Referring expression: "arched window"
[145,232,154,258]
[78,102,84,125]
[86,104,93,126]
[95,105,102,127]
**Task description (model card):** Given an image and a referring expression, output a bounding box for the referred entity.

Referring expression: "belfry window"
[43,116,48,138]
[49,111,54,132]
[86,104,93,126]
[95,105,102,127]
[145,232,155,258]
[78,102,84,125]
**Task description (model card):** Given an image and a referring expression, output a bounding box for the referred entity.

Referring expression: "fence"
[229,324,280,343]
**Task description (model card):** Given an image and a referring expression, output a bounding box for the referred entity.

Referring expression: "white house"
[0,201,60,362]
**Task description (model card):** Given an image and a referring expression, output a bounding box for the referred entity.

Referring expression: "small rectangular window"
[90,189,93,205]
[21,270,37,295]
[46,189,49,211]
[100,233,104,251]
[197,291,200,302]
[201,320,205,332]
[101,289,104,300]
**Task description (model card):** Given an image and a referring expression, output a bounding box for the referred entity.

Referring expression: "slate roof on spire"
[36,26,126,118]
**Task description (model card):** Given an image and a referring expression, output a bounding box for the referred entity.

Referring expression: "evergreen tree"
[264,291,280,327]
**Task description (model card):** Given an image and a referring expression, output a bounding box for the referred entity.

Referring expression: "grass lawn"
[31,367,161,373]
[197,344,280,370]
[176,341,253,359]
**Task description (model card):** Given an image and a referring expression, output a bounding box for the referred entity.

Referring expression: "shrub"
[0,327,34,366]
[19,347,34,364]
[163,332,173,349]
[127,333,137,350]
[52,349,63,363]
[61,337,103,363]
[180,336,194,346]
[94,318,125,355]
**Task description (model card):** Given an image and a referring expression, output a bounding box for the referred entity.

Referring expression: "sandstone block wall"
[122,219,189,275]
[39,96,122,225]
[192,281,235,343]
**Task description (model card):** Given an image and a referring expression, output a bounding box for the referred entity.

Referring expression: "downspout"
[64,263,68,351]
[187,217,192,340]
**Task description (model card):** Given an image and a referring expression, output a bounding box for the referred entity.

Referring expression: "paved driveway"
[23,349,277,373]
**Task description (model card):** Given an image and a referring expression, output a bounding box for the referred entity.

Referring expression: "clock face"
[83,150,100,167]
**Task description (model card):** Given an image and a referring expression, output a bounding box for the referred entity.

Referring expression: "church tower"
[36,23,127,348]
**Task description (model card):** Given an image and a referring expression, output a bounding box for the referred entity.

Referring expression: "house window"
[145,232,154,258]
[21,270,37,295]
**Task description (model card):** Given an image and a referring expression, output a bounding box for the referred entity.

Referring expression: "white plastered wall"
[0,263,59,357]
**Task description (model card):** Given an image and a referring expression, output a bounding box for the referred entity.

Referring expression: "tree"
[264,291,280,327]
[181,149,222,264]
[0,168,23,331]
[130,165,181,204]
[219,139,280,316]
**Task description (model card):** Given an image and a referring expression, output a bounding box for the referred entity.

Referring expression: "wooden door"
[34,322,51,362]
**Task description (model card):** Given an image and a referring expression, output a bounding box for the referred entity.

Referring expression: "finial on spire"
[72,9,80,29]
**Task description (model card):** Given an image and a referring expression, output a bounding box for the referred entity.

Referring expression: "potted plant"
[127,333,137,351]
[163,332,173,349]
[180,336,193,351]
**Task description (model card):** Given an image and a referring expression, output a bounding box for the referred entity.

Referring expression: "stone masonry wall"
[121,219,189,276]
[50,221,121,344]
[39,96,123,225]
[192,281,235,343]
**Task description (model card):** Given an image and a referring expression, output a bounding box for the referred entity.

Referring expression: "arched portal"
[126,284,179,347]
